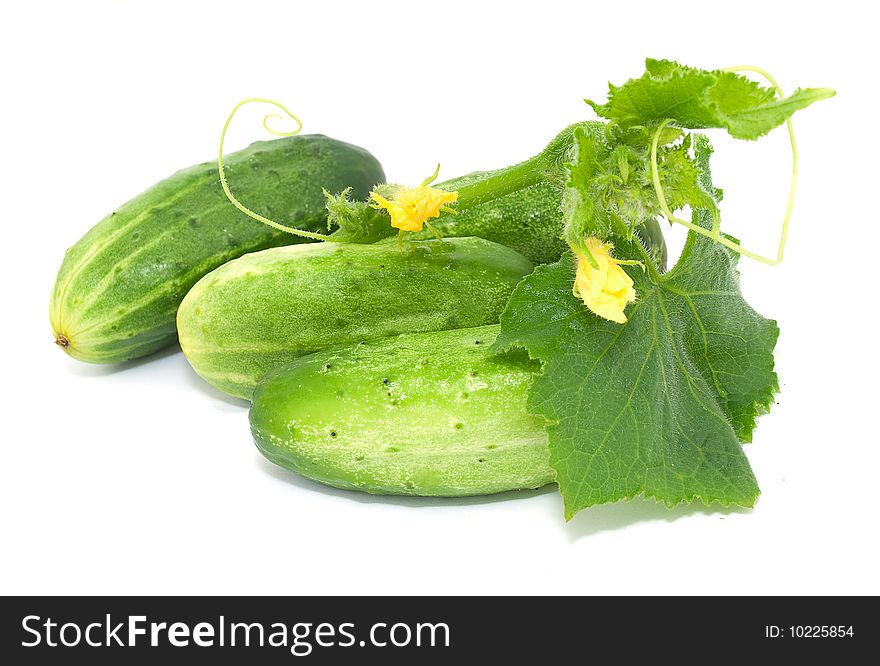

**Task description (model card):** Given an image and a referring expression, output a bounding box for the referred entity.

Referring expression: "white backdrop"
[2,0,876,595]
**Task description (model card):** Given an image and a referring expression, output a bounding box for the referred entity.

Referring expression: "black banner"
[0,596,871,662]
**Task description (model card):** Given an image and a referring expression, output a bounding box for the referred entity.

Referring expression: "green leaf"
[495,136,778,518]
[588,58,835,140]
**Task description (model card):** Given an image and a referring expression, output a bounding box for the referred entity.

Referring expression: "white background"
[2,0,877,595]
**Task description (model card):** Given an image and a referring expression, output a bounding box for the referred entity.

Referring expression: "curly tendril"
[218,98,331,241]
[649,66,798,266]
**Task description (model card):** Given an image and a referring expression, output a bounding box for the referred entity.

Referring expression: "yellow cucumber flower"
[572,237,637,324]
[369,166,458,232]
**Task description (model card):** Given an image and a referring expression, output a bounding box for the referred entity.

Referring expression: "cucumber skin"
[405,120,668,267]
[404,175,667,269]
[406,179,568,265]
[177,237,533,400]
[250,325,553,496]
[50,135,384,364]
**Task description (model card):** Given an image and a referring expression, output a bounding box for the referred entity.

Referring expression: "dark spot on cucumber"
[405,480,415,490]
[453,422,464,430]
[474,340,482,345]
[382,378,390,385]
[329,430,337,438]
[189,217,199,228]
[485,444,498,450]
[468,370,478,378]
[460,392,468,400]
[354,454,365,461]
[477,458,485,463]
[385,446,400,453]
[323,363,332,370]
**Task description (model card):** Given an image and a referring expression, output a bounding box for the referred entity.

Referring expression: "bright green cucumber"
[177,237,533,400]
[250,325,553,496]
[50,135,384,363]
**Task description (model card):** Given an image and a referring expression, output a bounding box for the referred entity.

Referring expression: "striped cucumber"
[50,135,384,363]
[250,325,553,496]
[177,237,533,400]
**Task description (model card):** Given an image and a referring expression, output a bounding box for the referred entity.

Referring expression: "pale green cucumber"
[177,237,533,400]
[250,325,553,496]
[51,135,384,363]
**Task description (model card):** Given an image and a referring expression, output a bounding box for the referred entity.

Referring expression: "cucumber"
[331,119,667,270]
[50,135,384,363]
[405,179,668,268]
[250,325,553,496]
[178,237,533,400]
[401,179,567,265]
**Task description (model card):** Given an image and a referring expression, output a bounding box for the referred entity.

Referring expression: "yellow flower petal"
[370,183,458,232]
[572,237,636,324]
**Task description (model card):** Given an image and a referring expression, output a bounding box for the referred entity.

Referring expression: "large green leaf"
[588,58,834,139]
[495,137,778,518]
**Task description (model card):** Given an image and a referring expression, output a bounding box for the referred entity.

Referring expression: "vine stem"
[218,98,332,241]
[649,66,799,266]
[451,154,549,209]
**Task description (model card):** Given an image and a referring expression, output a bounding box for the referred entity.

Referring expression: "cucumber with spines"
[329,120,667,267]
[404,179,568,265]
